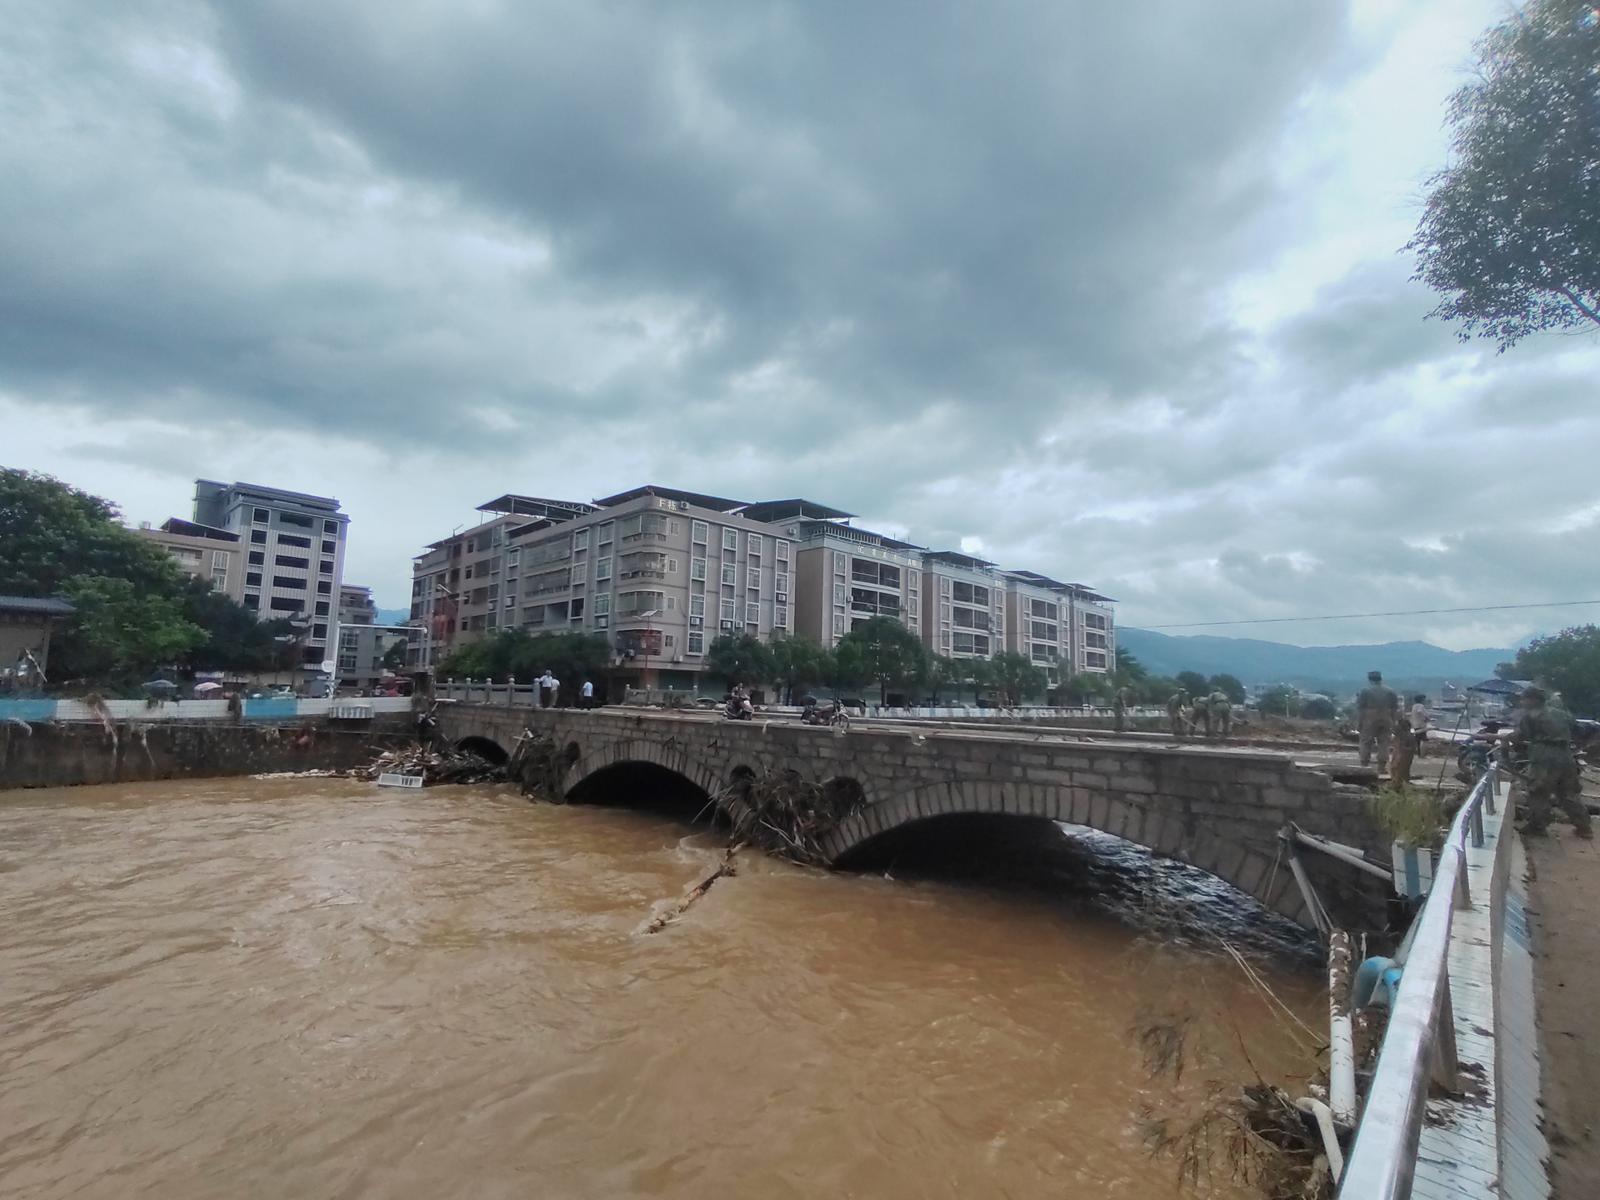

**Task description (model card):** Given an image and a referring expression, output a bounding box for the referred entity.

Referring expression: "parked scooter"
[801,698,851,731]
[723,688,754,721]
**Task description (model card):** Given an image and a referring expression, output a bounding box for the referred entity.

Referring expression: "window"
[749,567,763,590]
[323,519,339,535]
[1085,650,1108,669]
[507,548,520,568]
[598,522,614,544]
[664,633,676,649]
[243,594,259,610]
[315,601,330,616]
[248,551,264,566]
[574,528,590,551]
[596,557,612,581]
[278,534,311,549]
[747,533,762,556]
[775,540,789,563]
[689,594,705,617]
[209,568,228,590]
[268,597,303,613]
[667,557,678,574]
[952,631,990,655]
[504,595,515,609]
[1031,621,1058,642]
[250,530,267,545]
[833,612,847,636]
[687,631,704,654]
[491,525,504,547]
[776,573,790,596]
[720,599,736,622]
[666,596,677,611]
[1032,644,1053,662]
[273,576,306,590]
[275,555,309,569]
[317,581,332,595]
[833,583,846,606]
[775,605,788,627]
[1031,598,1058,620]
[692,520,708,544]
[487,583,499,602]
[321,541,336,556]
[691,556,706,581]
[722,528,737,551]
[721,563,736,586]
[571,597,585,619]
[312,624,328,640]
[593,593,610,616]
[833,553,846,577]
[252,507,269,524]
[1084,612,1108,631]
[571,565,585,587]
[319,559,334,575]
[279,512,313,529]
[210,550,230,569]
[1085,631,1107,649]
[745,602,759,625]
[952,581,990,606]
[246,571,262,587]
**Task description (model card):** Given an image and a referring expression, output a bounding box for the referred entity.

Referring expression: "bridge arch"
[824,779,1300,925]
[455,734,510,764]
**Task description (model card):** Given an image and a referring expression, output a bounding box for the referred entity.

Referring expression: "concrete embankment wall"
[0,717,413,791]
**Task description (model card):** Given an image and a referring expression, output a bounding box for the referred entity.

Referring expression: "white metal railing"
[1336,763,1501,1198]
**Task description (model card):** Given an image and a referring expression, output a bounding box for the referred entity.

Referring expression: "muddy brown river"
[0,778,1323,1199]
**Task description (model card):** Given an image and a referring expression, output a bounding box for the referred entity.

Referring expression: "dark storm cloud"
[1,0,1352,452]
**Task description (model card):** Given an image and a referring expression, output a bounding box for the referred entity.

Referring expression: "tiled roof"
[0,595,76,616]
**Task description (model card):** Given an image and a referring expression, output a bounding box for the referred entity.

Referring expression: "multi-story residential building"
[335,584,412,692]
[408,483,1117,693]
[920,551,1006,662]
[136,518,246,602]
[190,480,350,671]
[411,486,797,691]
[759,502,923,649]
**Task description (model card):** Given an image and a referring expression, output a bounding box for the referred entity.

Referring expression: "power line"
[1141,599,1600,631]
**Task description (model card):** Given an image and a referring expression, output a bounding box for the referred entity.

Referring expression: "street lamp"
[638,609,660,692]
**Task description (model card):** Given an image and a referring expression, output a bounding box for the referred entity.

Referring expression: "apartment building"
[920,551,1006,661]
[408,482,1117,690]
[763,502,923,649]
[411,486,796,690]
[136,517,246,603]
[191,480,350,670]
[335,584,410,692]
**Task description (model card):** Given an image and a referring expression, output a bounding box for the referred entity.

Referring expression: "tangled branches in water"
[711,767,865,866]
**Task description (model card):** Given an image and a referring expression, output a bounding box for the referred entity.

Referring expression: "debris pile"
[715,767,865,865]
[353,745,507,785]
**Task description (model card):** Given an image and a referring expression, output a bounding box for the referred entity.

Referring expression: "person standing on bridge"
[1167,688,1191,737]
[1113,685,1137,732]
[1508,686,1593,839]
[1207,691,1232,739]
[580,678,594,709]
[1355,670,1399,770]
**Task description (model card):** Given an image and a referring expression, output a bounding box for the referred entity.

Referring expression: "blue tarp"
[0,698,58,722]
[243,696,299,720]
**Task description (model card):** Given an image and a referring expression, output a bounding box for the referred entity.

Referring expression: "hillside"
[1117,627,1513,690]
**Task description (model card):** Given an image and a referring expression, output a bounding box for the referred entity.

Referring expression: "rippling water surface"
[0,778,1322,1199]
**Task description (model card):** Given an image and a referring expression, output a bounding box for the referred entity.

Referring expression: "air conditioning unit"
[689,616,702,627]
[676,500,690,511]
[720,620,734,631]
[776,592,787,603]
[672,655,684,663]
[595,616,608,628]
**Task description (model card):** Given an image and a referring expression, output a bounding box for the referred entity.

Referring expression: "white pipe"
[1328,929,1358,1128]
[1296,1097,1346,1183]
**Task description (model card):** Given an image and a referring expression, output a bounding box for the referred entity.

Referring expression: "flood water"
[0,778,1324,1199]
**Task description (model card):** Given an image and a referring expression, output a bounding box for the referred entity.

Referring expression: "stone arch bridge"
[439,705,1389,930]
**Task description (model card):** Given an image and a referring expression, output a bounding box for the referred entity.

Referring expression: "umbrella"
[141,679,178,694]
[193,681,223,695]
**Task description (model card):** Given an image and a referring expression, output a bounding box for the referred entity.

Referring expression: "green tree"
[1207,673,1247,704]
[438,630,610,698]
[1062,671,1114,705]
[1114,646,1147,687]
[1512,625,1600,717]
[768,633,829,703]
[1256,684,1299,717]
[1409,0,1600,349]
[836,616,926,703]
[1175,670,1211,697]
[0,468,181,597]
[1300,696,1337,720]
[176,576,290,671]
[52,576,205,683]
[923,654,962,703]
[382,638,410,671]
[1141,674,1180,705]
[988,651,1046,705]
[703,632,775,691]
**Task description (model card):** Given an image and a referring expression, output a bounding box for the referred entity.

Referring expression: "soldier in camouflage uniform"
[1167,688,1191,737]
[1207,690,1232,739]
[1355,670,1399,770]
[1509,686,1593,838]
[1113,686,1137,732]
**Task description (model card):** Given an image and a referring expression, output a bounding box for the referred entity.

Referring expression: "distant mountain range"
[1117,627,1516,691]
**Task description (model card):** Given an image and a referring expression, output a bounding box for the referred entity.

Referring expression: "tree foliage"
[1255,684,1300,716]
[1061,671,1114,704]
[703,632,775,690]
[0,468,179,596]
[1409,0,1600,349]
[438,629,610,694]
[52,577,206,681]
[988,651,1046,704]
[768,633,831,702]
[1175,670,1211,697]
[1512,624,1600,716]
[835,616,926,703]
[1114,645,1147,686]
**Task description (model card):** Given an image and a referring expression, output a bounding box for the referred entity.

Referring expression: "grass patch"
[1365,785,1447,848]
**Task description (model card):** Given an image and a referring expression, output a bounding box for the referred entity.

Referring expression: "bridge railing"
[1336,763,1501,1199]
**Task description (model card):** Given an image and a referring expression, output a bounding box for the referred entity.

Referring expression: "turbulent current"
[0,778,1323,1199]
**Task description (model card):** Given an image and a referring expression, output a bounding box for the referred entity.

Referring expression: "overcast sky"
[4,0,1596,648]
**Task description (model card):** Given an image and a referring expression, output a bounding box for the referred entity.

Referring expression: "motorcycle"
[723,695,754,721]
[801,700,851,731]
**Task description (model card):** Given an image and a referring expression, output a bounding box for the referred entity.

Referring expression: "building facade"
[408,484,1116,692]
[191,481,351,671]
[135,518,246,603]
[335,584,411,692]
